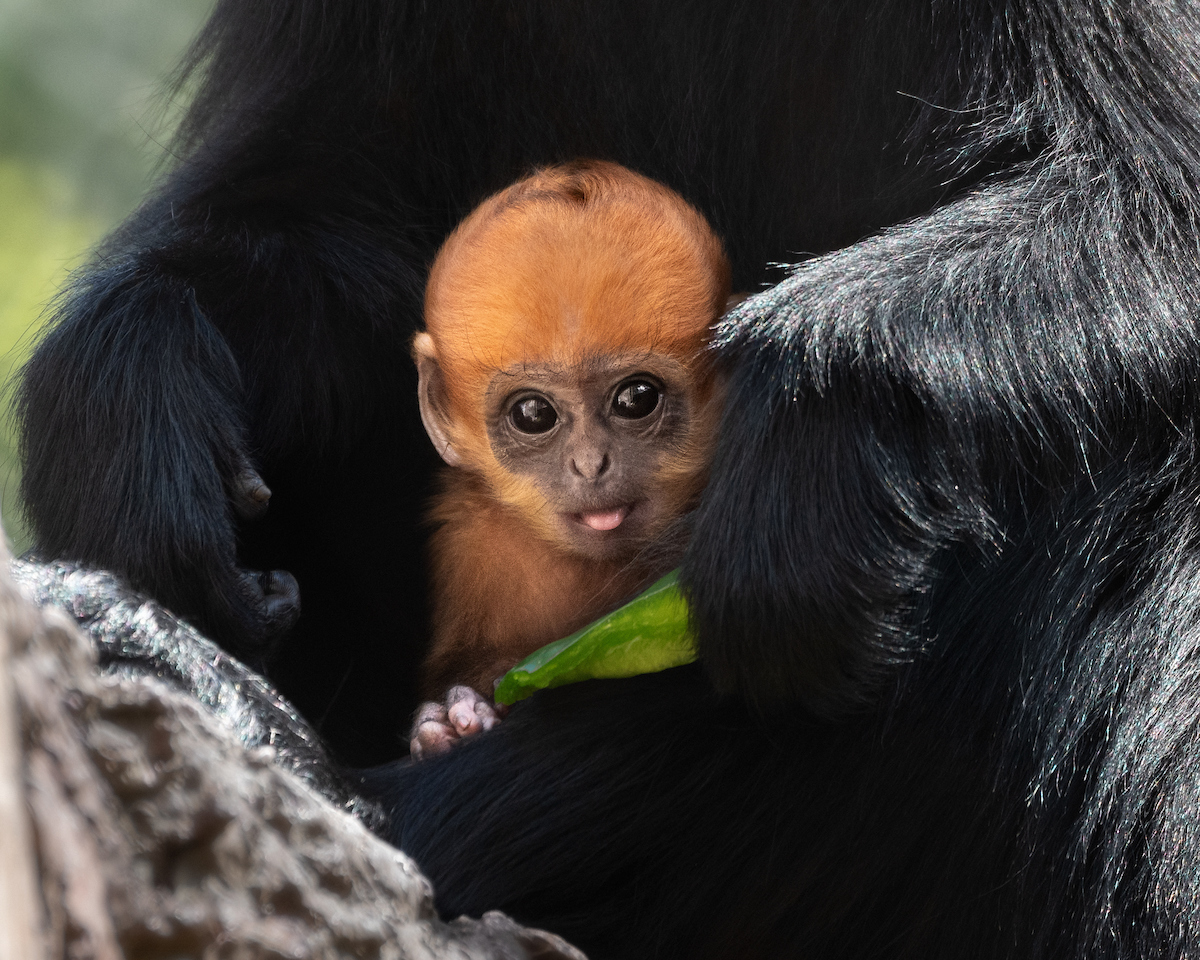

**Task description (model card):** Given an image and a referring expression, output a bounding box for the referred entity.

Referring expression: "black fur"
[17,0,953,764]
[19,0,1200,955]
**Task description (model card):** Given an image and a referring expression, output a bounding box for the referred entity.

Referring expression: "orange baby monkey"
[409,160,730,757]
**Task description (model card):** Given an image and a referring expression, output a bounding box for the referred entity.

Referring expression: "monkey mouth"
[571,504,632,532]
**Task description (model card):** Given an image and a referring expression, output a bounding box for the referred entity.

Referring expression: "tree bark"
[0,546,43,959]
[0,538,584,960]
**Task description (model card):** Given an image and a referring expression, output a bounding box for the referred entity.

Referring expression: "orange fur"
[421,470,658,696]
[417,160,730,699]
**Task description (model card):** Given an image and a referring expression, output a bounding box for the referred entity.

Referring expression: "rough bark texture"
[0,544,585,960]
[0,549,41,958]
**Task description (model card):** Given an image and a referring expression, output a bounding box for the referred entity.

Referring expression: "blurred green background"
[0,0,213,552]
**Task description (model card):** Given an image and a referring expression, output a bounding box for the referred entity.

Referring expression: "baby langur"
[410,160,730,757]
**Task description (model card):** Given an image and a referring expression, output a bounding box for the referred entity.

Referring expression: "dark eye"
[510,395,558,433]
[612,380,660,419]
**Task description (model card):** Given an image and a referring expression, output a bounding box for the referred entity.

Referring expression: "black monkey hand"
[221,451,302,649]
[17,268,302,659]
[231,458,273,521]
[229,462,302,640]
[236,568,302,637]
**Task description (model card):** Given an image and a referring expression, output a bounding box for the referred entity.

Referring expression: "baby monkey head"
[414,160,731,561]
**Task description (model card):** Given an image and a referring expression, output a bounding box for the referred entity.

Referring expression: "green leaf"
[493,569,696,705]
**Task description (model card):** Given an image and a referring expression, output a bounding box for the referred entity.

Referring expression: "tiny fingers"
[410,687,507,759]
[474,699,502,732]
[446,685,485,735]
[411,721,457,759]
[410,700,456,760]
[415,700,449,726]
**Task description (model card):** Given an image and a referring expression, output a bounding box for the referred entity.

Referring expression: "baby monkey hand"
[409,686,509,760]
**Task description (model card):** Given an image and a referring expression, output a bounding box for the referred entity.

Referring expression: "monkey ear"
[412,332,464,467]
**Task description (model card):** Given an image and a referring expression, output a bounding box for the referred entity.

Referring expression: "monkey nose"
[570,450,610,480]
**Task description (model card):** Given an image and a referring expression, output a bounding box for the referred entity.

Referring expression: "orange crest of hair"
[423,160,731,424]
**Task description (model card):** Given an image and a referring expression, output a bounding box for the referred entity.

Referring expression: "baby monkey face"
[485,351,698,560]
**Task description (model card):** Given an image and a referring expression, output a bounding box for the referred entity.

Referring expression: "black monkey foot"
[237,568,301,638]
[409,685,508,759]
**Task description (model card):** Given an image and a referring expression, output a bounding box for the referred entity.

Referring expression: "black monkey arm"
[16,255,276,651]
[686,163,1200,716]
[16,148,427,657]
[684,0,1200,717]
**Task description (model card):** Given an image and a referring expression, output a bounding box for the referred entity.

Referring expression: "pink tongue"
[580,506,628,531]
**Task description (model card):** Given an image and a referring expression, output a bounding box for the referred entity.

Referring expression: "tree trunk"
[0,537,584,960]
